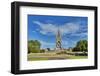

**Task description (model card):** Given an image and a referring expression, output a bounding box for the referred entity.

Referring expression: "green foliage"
[28,40,41,53]
[73,40,88,52]
[56,51,67,55]
[47,48,50,51]
[40,49,45,53]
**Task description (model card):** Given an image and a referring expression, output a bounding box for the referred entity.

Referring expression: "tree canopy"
[28,40,41,53]
[73,40,88,52]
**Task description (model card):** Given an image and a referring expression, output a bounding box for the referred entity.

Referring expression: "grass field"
[28,53,88,61]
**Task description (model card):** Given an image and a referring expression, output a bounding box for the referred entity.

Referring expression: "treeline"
[28,40,88,53]
[72,40,88,52]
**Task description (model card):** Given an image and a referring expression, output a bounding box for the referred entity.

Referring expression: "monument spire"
[56,27,62,51]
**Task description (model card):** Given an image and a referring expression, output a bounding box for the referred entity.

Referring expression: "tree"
[47,48,50,51]
[40,49,45,53]
[72,47,80,52]
[73,40,88,52]
[28,40,41,53]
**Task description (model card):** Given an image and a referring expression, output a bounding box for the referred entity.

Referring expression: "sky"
[28,15,88,49]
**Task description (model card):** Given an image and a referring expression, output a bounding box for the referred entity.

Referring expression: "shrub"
[40,49,45,53]
[75,52,88,56]
[56,51,67,55]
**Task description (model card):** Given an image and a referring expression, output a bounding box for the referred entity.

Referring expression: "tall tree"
[73,40,88,52]
[28,40,41,53]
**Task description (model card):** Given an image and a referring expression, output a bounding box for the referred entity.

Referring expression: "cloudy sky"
[28,15,88,49]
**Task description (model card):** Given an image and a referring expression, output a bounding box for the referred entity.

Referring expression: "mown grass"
[28,53,88,61]
[28,57,48,61]
[67,55,88,59]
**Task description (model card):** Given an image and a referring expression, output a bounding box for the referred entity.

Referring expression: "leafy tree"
[40,49,45,53]
[73,47,80,52]
[73,40,88,52]
[47,48,50,51]
[28,40,41,53]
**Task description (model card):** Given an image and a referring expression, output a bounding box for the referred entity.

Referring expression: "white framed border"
[20,6,95,70]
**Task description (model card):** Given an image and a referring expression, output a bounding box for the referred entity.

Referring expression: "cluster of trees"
[28,40,41,53]
[72,40,88,52]
[28,40,51,53]
[28,40,88,54]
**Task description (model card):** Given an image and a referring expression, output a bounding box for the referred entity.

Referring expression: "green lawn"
[28,53,88,61]
[67,55,88,59]
[28,57,48,61]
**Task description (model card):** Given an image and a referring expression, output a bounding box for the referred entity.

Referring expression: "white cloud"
[62,40,68,46]
[70,32,87,37]
[60,23,80,35]
[33,21,80,36]
[39,30,48,35]
[39,40,55,46]
[33,21,57,35]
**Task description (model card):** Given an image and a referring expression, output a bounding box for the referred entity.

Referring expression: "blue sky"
[28,15,88,49]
